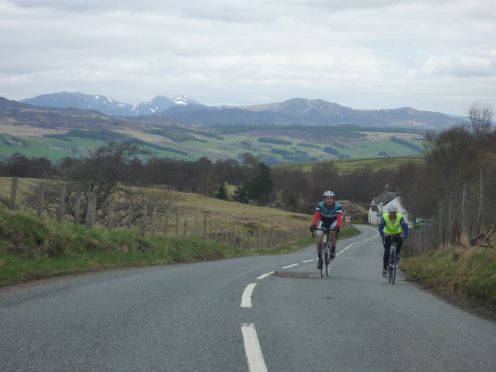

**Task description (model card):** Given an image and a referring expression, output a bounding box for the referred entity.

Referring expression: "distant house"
[368,189,411,226]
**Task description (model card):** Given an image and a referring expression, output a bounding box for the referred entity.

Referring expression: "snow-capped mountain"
[21,92,135,116]
[21,92,202,117]
[171,95,200,106]
[134,96,176,116]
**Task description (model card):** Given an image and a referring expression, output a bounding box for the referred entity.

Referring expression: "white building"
[368,191,411,226]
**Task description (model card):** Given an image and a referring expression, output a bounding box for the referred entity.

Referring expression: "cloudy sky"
[1,0,495,115]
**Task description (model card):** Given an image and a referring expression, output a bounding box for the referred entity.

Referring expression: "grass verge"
[402,245,496,312]
[0,207,360,286]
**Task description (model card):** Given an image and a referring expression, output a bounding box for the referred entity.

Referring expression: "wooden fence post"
[164,214,169,236]
[128,203,134,229]
[478,168,484,233]
[36,182,45,217]
[448,194,452,244]
[461,183,467,240]
[9,176,18,211]
[438,201,443,247]
[175,209,179,236]
[107,199,114,229]
[85,193,97,228]
[203,215,207,238]
[183,216,187,236]
[74,193,81,223]
[57,183,66,223]
[142,203,148,236]
[152,204,158,234]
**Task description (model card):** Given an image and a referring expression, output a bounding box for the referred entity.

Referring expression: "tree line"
[1,104,494,224]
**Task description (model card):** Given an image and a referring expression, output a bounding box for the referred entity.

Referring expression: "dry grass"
[403,243,496,310]
[0,177,311,235]
[172,191,309,232]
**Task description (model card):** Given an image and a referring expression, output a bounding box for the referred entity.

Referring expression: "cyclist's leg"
[316,234,323,258]
[394,235,403,261]
[316,222,324,268]
[383,236,392,270]
[329,220,337,258]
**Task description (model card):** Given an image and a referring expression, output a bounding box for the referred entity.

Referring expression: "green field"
[0,125,427,163]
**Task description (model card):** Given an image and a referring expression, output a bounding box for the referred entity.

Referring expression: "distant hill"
[0,96,431,163]
[0,96,177,129]
[158,98,460,129]
[21,92,202,117]
[18,92,460,129]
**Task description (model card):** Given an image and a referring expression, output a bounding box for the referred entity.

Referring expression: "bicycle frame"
[314,227,332,278]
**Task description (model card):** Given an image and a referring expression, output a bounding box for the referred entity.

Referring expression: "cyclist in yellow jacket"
[379,202,409,277]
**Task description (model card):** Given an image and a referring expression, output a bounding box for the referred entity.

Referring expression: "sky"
[1,0,495,115]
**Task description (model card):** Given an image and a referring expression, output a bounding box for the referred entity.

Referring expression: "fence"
[3,177,309,250]
[405,169,496,257]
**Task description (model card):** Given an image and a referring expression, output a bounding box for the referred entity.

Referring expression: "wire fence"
[404,169,495,257]
[3,177,310,251]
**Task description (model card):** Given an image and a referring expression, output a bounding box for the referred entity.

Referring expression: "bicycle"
[313,227,333,278]
[384,235,403,285]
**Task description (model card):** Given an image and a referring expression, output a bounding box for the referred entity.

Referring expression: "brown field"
[0,177,311,235]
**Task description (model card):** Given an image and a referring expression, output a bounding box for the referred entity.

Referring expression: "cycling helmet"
[323,191,335,197]
[386,202,398,213]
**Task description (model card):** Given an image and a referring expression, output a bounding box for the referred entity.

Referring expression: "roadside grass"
[0,204,360,286]
[402,244,496,310]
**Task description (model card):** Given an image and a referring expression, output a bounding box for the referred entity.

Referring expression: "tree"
[425,126,480,191]
[62,141,144,221]
[233,185,249,204]
[245,162,273,205]
[215,183,228,200]
[468,103,493,138]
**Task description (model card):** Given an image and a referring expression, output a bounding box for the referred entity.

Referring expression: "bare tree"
[468,103,493,137]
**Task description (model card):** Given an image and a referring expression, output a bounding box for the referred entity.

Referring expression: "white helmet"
[323,190,335,197]
[387,202,398,212]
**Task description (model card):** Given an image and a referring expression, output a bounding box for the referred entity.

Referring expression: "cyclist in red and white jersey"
[309,191,342,270]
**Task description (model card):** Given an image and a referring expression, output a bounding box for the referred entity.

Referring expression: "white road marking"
[282,263,298,269]
[257,271,274,280]
[241,283,257,308]
[241,323,268,372]
[302,259,314,263]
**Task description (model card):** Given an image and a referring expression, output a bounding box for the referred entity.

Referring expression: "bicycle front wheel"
[325,245,330,277]
[389,247,397,285]
[321,244,330,278]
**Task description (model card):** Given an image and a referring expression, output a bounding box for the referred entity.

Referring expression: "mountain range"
[21,92,200,117]
[16,92,460,129]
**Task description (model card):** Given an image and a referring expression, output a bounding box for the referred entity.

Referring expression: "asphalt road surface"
[1,225,495,371]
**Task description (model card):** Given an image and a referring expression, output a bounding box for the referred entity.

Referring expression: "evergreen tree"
[245,162,273,205]
[215,183,228,200]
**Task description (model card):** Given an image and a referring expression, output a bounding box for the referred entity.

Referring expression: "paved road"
[1,225,495,371]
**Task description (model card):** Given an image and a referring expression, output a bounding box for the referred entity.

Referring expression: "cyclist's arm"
[336,210,342,229]
[378,218,386,236]
[400,217,409,238]
[311,210,321,226]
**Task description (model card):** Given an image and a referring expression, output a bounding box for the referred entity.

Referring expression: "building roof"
[371,191,399,206]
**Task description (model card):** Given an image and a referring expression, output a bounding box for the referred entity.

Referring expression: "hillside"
[1,96,433,162]
[0,124,427,163]
[159,98,459,129]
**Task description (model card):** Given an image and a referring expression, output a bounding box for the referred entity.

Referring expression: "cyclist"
[379,202,409,277]
[309,191,342,270]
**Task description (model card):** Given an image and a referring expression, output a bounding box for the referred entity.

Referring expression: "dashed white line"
[241,323,268,372]
[302,259,314,263]
[257,271,274,280]
[282,263,298,269]
[241,283,257,308]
